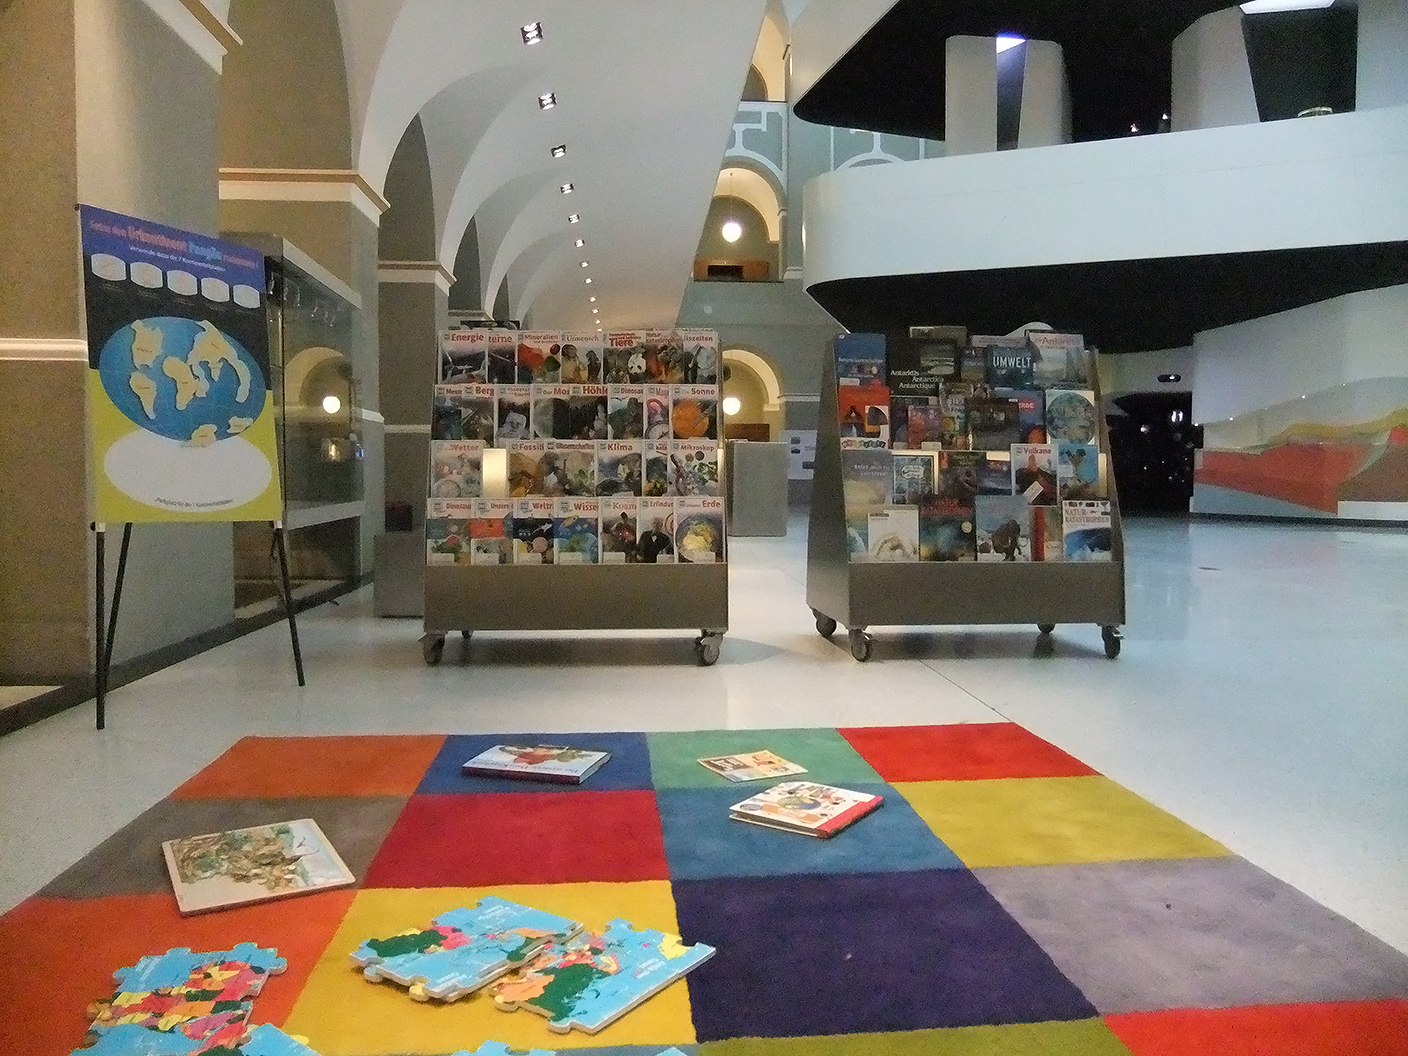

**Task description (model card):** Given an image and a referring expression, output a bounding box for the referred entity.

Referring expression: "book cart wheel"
[461,629,474,641]
[421,633,445,666]
[848,628,873,662]
[695,632,722,666]
[813,609,838,639]
[1102,625,1122,659]
[1038,623,1055,635]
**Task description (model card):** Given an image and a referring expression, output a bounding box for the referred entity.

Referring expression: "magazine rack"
[806,343,1125,661]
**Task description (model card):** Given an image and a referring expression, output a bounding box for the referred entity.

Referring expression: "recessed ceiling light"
[573,238,585,248]
[589,296,596,302]
[521,22,543,44]
[1240,0,1332,11]
[995,34,1025,53]
[550,144,567,159]
[597,326,603,331]
[584,277,592,284]
[567,213,580,223]
[579,261,589,268]
[591,308,599,314]
[559,182,573,194]
[538,93,556,110]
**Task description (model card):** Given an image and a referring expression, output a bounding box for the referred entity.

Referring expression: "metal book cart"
[421,562,728,665]
[806,343,1125,661]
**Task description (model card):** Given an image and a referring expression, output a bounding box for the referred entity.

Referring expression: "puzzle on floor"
[452,1045,688,1056]
[488,918,716,1034]
[230,1024,324,1056]
[350,896,584,1001]
[76,944,287,1056]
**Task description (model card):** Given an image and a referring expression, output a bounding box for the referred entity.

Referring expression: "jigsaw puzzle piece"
[488,919,715,1034]
[232,1023,325,1056]
[449,1043,559,1056]
[350,896,582,1002]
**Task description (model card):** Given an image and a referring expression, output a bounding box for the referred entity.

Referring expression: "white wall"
[1192,284,1408,426]
[1171,7,1259,132]
[1359,0,1408,110]
[1098,347,1195,398]
[1017,40,1071,149]
[787,0,894,106]
[803,104,1408,286]
[944,36,997,156]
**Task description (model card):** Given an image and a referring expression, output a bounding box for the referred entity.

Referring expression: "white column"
[945,36,997,156]
[1358,0,1408,109]
[1018,40,1071,148]
[1171,7,1259,131]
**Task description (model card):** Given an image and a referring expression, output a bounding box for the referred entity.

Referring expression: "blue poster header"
[79,204,265,289]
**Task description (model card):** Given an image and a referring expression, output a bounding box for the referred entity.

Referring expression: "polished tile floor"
[2,515,1405,956]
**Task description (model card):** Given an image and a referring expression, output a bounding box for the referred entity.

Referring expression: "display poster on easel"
[79,205,282,521]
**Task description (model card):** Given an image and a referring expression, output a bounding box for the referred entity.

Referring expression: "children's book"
[566,384,609,440]
[669,440,721,496]
[887,368,938,449]
[596,440,643,497]
[892,451,938,504]
[698,750,807,782]
[642,440,672,497]
[967,395,1022,450]
[604,331,647,383]
[531,383,573,440]
[1057,441,1103,500]
[975,495,1033,562]
[907,324,966,380]
[543,440,596,497]
[553,497,599,564]
[162,820,354,915]
[1011,442,1058,505]
[606,384,645,439]
[432,385,469,441]
[834,332,886,386]
[868,506,920,562]
[671,384,719,441]
[959,345,988,384]
[986,342,1035,389]
[462,745,611,783]
[843,448,893,561]
[1031,503,1064,562]
[489,920,715,1034]
[599,496,640,563]
[512,498,555,563]
[677,327,720,384]
[938,385,972,449]
[643,384,672,440]
[1045,388,1099,444]
[496,385,533,441]
[504,439,546,497]
[1028,330,1089,388]
[729,781,883,838]
[675,495,725,563]
[517,331,562,383]
[565,330,605,384]
[937,450,983,504]
[643,329,686,383]
[429,440,484,499]
[919,495,975,561]
[906,403,945,451]
[638,498,676,563]
[1062,499,1113,561]
[485,329,518,384]
[976,450,1013,495]
[557,332,596,384]
[469,499,514,565]
[350,897,584,1002]
[440,329,489,383]
[838,383,890,444]
[1007,389,1046,444]
[426,500,473,565]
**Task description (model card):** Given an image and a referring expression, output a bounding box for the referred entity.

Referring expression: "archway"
[723,348,786,440]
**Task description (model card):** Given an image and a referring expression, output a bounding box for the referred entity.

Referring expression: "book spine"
[813,795,883,835]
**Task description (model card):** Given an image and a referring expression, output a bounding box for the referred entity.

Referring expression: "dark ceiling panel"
[805,243,1408,353]
[794,0,1234,142]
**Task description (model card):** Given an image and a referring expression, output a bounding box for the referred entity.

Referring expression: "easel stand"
[806,346,1126,661]
[92,520,305,730]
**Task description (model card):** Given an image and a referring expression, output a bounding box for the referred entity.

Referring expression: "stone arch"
[723,347,786,439]
[713,165,783,243]
[380,116,437,263]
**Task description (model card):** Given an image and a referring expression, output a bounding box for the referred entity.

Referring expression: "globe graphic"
[98,316,265,444]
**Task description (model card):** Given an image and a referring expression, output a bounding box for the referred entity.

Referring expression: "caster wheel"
[848,628,873,662]
[422,634,445,665]
[695,635,721,666]
[461,629,473,641]
[1102,626,1122,659]
[814,610,837,638]
[1038,623,1055,635]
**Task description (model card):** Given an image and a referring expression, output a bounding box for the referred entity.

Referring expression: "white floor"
[2,515,1405,956]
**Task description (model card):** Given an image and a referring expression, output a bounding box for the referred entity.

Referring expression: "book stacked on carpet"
[461,743,611,784]
[729,781,883,838]
[427,327,725,566]
[836,329,1111,563]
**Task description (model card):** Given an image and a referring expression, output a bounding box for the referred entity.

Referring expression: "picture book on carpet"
[350,897,585,1002]
[698,750,807,782]
[730,781,883,837]
[488,918,716,1034]
[462,744,612,783]
[161,820,354,915]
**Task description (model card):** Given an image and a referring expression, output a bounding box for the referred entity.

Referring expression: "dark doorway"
[1107,391,1200,513]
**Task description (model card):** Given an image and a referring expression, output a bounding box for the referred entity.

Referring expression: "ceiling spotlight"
[550,144,567,158]
[567,213,580,223]
[995,33,1025,53]
[591,308,599,314]
[722,396,742,416]
[585,277,593,284]
[579,260,589,268]
[597,326,603,331]
[521,22,543,44]
[559,182,574,194]
[538,93,556,110]
[589,296,596,302]
[721,219,742,243]
[573,238,584,248]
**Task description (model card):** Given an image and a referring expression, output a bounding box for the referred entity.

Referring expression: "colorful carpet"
[5,725,1408,1055]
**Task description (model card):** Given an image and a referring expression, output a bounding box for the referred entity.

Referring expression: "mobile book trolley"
[806,335,1125,661]
[421,327,728,666]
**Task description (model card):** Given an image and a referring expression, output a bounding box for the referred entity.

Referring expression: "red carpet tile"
[173,735,447,799]
[1106,999,1408,1056]
[840,722,1098,782]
